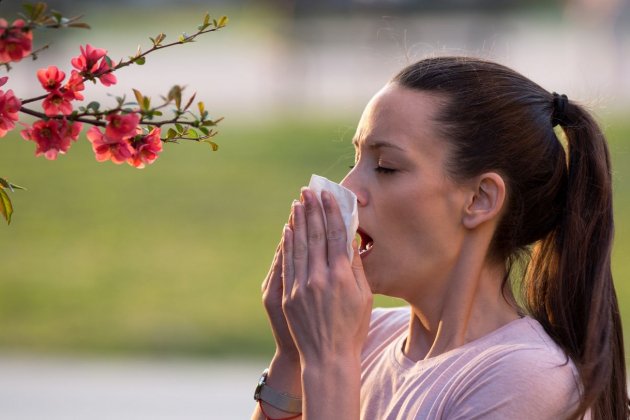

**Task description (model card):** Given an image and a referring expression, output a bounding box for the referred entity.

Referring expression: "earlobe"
[462,173,506,229]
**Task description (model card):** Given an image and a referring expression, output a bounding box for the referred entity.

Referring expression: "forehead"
[353,83,445,154]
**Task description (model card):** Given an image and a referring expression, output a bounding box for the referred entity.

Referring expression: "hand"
[282,188,373,363]
[261,207,300,362]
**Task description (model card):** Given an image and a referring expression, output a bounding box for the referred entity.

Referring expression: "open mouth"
[357,227,374,257]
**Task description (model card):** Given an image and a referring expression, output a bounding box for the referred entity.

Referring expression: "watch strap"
[254,368,302,414]
[259,383,302,414]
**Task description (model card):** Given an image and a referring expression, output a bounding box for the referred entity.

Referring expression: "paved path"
[0,355,265,420]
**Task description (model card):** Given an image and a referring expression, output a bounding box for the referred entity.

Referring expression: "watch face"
[254,369,269,401]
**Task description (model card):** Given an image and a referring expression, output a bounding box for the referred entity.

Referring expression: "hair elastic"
[551,92,569,127]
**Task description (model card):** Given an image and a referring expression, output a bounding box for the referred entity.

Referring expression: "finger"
[289,199,298,229]
[291,199,308,288]
[282,224,295,300]
[301,188,327,273]
[262,199,298,292]
[261,238,283,293]
[321,190,348,266]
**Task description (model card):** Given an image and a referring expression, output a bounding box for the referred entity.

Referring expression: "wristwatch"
[254,368,302,414]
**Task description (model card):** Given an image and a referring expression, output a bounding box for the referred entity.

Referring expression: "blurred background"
[1,0,629,418]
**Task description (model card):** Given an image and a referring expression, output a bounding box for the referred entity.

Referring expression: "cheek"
[388,181,465,266]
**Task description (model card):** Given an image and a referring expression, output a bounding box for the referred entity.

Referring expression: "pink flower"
[95,58,117,87]
[86,126,135,164]
[128,127,162,168]
[0,88,21,137]
[71,44,107,73]
[42,90,73,116]
[105,112,140,141]
[0,19,33,63]
[63,71,85,101]
[37,66,66,92]
[21,119,82,160]
[71,44,116,86]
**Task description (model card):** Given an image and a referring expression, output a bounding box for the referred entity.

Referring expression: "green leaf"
[34,2,48,19]
[197,101,205,115]
[52,11,62,23]
[155,33,166,45]
[68,22,91,29]
[87,101,100,112]
[175,123,184,133]
[204,12,210,26]
[199,126,210,136]
[0,178,27,192]
[218,16,229,28]
[23,3,35,18]
[186,129,199,139]
[167,128,178,139]
[132,89,144,107]
[183,93,196,111]
[202,140,219,151]
[143,96,150,110]
[0,188,13,225]
[25,2,47,21]
[168,85,182,109]
[134,56,145,65]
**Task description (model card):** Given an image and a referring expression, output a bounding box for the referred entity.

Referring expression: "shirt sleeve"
[444,348,582,420]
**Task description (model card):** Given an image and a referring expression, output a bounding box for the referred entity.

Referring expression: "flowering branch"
[0,2,228,224]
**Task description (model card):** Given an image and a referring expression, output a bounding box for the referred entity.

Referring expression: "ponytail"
[526,103,629,419]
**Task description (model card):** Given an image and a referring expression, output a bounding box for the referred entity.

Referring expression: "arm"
[301,356,362,420]
[251,220,303,420]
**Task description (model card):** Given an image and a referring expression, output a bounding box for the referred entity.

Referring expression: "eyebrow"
[352,138,406,152]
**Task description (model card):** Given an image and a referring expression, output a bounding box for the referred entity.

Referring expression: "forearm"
[251,352,302,420]
[302,355,362,420]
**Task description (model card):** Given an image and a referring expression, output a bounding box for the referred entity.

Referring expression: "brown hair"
[392,56,628,419]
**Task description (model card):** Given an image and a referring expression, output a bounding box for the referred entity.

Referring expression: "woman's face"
[341,83,470,300]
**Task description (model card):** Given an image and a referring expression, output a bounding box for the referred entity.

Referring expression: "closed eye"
[375,166,396,174]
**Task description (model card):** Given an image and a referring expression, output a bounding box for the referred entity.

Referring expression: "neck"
[403,241,520,361]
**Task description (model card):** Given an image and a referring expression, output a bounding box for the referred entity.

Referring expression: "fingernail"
[300,188,309,203]
[292,199,300,207]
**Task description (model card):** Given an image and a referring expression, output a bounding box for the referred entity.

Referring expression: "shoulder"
[446,317,581,419]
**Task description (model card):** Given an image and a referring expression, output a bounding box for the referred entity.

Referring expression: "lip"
[357,227,374,259]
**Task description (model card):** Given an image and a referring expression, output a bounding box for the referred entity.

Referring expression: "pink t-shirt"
[360,307,582,419]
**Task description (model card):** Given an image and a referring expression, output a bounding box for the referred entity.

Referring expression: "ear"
[462,172,506,230]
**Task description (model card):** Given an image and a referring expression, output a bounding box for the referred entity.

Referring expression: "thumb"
[350,239,368,288]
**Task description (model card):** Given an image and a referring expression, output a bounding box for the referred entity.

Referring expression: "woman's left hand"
[281,188,373,363]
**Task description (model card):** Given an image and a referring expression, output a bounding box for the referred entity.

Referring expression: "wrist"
[300,356,361,419]
[254,354,302,418]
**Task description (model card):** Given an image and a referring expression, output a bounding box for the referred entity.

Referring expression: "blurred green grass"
[1,114,629,358]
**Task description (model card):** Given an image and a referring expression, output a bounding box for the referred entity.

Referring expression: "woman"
[251,57,628,419]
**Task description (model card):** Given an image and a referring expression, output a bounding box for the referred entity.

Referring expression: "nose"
[341,168,367,207]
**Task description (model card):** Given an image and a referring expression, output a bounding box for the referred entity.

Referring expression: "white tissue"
[307,174,359,261]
